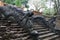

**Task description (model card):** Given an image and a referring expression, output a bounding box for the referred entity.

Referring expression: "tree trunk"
[53,0,60,20]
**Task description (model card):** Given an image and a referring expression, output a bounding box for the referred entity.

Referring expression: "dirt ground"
[45,17,60,30]
[55,19,60,30]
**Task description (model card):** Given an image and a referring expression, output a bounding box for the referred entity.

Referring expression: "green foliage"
[39,0,55,16]
[4,0,14,4]
[4,0,56,16]
[14,0,21,7]
[4,0,28,7]
[43,8,55,16]
[14,0,28,7]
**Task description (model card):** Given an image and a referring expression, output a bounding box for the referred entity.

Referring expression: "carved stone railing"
[0,4,39,40]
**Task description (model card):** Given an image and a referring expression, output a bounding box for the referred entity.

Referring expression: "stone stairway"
[0,20,60,40]
[0,20,32,40]
[33,22,60,40]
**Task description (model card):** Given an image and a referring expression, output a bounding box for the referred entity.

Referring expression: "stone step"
[0,36,2,38]
[9,26,21,28]
[9,28,22,30]
[34,28,48,30]
[0,26,6,27]
[11,23,18,26]
[39,31,50,35]
[33,25,42,27]
[43,35,59,40]
[49,35,60,40]
[39,33,55,38]
[34,26,46,29]
[36,29,48,32]
[21,36,30,40]
[14,33,28,37]
[6,31,27,34]
[10,33,29,39]
[10,36,31,40]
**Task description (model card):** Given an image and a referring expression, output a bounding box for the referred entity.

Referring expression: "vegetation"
[4,0,28,7]
[2,0,59,16]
